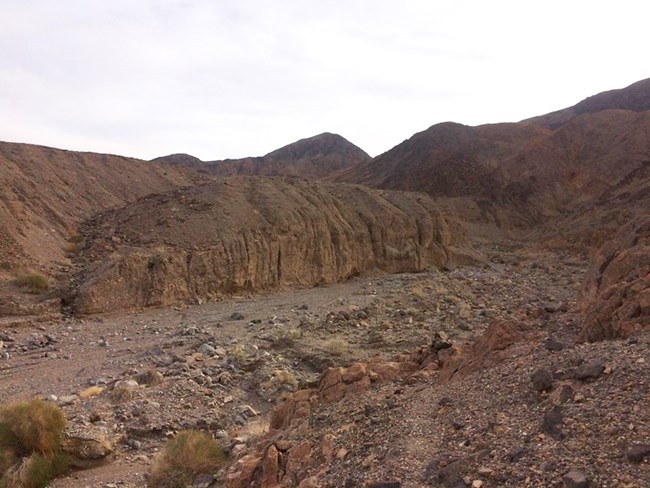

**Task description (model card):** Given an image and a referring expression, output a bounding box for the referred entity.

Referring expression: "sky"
[1,1,648,161]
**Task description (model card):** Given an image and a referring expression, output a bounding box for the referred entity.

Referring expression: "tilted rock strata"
[74,177,474,313]
[579,216,650,341]
[226,347,439,487]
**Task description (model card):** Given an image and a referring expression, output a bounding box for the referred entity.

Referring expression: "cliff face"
[579,216,650,341]
[73,177,474,314]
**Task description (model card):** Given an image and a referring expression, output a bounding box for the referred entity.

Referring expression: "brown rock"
[61,425,113,468]
[562,468,589,488]
[626,444,650,463]
[261,445,279,488]
[579,216,650,341]
[440,320,528,381]
[341,362,367,383]
[531,368,553,392]
[285,442,312,482]
[367,362,402,381]
[73,178,462,314]
[226,454,261,488]
[573,362,605,380]
[320,434,335,464]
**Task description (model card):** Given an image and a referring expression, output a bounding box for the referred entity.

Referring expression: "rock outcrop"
[579,216,650,341]
[73,177,475,314]
[226,347,440,488]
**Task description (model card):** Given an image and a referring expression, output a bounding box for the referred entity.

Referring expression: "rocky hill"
[0,141,198,272]
[153,133,371,180]
[71,177,473,314]
[335,80,650,245]
[526,77,650,129]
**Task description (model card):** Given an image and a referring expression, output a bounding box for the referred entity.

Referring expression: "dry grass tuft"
[0,400,66,456]
[63,234,85,256]
[149,431,226,488]
[79,386,104,400]
[323,338,350,356]
[272,369,299,389]
[0,399,69,487]
[109,385,135,404]
[15,273,49,294]
[1,452,68,488]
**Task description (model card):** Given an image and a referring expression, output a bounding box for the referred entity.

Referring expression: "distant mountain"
[150,153,203,167]
[151,133,370,180]
[336,78,650,242]
[525,78,650,129]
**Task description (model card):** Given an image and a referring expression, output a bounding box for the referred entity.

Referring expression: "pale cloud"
[0,0,648,160]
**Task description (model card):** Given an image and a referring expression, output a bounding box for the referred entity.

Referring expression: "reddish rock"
[345,375,371,396]
[261,445,279,488]
[226,453,261,488]
[285,442,312,483]
[440,320,529,381]
[320,434,335,464]
[367,362,401,381]
[341,362,367,383]
[270,389,316,431]
[580,216,650,341]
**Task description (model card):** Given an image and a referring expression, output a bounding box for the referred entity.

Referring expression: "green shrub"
[149,431,226,488]
[15,273,49,293]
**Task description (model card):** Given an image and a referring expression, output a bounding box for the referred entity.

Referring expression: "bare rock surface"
[72,177,474,314]
[580,215,650,341]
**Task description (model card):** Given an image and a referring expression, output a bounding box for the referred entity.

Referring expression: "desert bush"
[109,384,135,404]
[323,338,349,356]
[149,431,226,488]
[0,400,68,487]
[15,273,49,293]
[62,242,83,255]
[1,452,68,488]
[63,234,85,256]
[0,399,66,456]
[272,369,299,389]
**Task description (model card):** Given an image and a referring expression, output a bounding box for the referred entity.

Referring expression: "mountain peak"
[264,132,369,162]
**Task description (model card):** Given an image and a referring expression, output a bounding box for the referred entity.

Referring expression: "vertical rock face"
[579,216,650,341]
[72,177,474,314]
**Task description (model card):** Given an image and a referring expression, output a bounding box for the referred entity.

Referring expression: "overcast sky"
[1,1,648,161]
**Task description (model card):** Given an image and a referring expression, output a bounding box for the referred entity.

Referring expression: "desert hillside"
[0,141,199,272]
[336,79,650,245]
